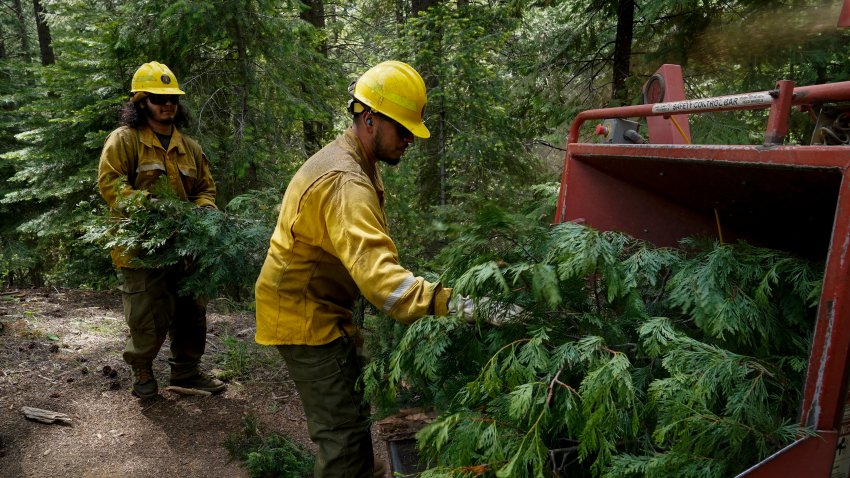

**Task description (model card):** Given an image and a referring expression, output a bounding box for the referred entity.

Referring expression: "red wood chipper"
[554,60,850,476]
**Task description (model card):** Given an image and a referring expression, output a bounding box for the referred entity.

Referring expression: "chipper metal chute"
[554,64,850,477]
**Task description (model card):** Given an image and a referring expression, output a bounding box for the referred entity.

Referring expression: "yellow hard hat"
[350,61,430,139]
[130,61,185,96]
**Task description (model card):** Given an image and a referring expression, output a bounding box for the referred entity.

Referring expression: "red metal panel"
[764,80,794,145]
[556,81,850,227]
[556,143,850,229]
[558,149,727,247]
[840,0,850,27]
[645,64,691,144]
[559,144,845,256]
[736,432,837,478]
[801,171,850,432]
[567,143,850,168]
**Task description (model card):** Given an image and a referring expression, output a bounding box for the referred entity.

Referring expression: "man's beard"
[372,129,401,166]
[379,155,401,166]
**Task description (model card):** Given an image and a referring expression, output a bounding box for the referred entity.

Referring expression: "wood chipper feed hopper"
[555,65,850,477]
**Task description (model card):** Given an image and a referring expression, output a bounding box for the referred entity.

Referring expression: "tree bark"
[231,16,257,185]
[415,68,443,206]
[0,22,6,59]
[411,0,438,15]
[395,0,405,24]
[300,0,329,156]
[32,0,54,65]
[410,0,443,206]
[611,0,634,104]
[300,0,326,40]
[816,64,827,84]
[21,406,72,425]
[11,0,30,57]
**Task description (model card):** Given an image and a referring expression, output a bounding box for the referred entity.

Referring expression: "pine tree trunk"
[415,68,443,207]
[0,23,6,59]
[32,0,55,65]
[232,17,257,185]
[816,64,827,84]
[300,0,326,43]
[395,0,405,24]
[411,0,437,14]
[411,0,444,206]
[611,0,634,104]
[300,0,329,157]
[11,0,30,57]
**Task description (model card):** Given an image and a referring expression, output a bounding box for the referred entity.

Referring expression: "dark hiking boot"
[169,371,226,394]
[132,367,158,399]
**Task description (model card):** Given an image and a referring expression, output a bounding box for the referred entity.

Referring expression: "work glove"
[449,295,529,326]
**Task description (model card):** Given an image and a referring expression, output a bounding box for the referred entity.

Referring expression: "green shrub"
[215,335,283,381]
[225,415,314,478]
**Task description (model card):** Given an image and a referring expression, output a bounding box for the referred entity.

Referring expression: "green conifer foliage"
[0,2,141,287]
[363,194,821,478]
[0,58,43,285]
[0,0,342,289]
[84,178,273,299]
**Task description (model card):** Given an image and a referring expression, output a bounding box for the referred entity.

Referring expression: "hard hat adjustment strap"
[347,80,364,115]
[347,98,367,115]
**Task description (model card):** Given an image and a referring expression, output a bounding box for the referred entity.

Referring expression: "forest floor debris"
[0,287,389,477]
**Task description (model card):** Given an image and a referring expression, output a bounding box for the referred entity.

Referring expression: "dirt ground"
[0,287,390,478]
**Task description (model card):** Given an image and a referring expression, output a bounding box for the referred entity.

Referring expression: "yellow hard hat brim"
[131,87,186,95]
[406,121,430,139]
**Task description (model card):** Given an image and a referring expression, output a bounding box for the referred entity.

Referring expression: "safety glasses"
[375,112,412,139]
[148,94,180,105]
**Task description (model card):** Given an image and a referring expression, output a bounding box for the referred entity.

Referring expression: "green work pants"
[118,266,208,379]
[278,338,374,478]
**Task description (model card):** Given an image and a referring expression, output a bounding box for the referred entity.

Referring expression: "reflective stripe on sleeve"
[137,163,166,173]
[382,274,416,313]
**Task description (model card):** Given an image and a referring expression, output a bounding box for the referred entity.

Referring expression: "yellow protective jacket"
[254,128,452,346]
[97,125,217,268]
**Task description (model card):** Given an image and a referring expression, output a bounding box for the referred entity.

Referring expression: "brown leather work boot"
[132,367,158,399]
[169,371,226,394]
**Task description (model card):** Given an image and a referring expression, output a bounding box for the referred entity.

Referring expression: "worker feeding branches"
[253,61,524,477]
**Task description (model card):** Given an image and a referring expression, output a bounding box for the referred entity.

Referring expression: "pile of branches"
[84,178,274,299]
[363,199,821,478]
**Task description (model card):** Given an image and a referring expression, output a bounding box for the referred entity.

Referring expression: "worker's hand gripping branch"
[448,295,529,326]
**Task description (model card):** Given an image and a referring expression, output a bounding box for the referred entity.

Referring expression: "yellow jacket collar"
[342,127,384,196]
[138,125,185,154]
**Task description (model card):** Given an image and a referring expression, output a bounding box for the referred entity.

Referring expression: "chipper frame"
[554,64,850,477]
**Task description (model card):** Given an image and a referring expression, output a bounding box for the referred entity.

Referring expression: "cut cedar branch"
[164,386,212,396]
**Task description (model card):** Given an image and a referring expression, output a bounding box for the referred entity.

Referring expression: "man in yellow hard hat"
[254,61,453,477]
[98,61,225,399]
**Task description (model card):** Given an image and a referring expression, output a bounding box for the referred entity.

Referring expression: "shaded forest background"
[2,0,848,291]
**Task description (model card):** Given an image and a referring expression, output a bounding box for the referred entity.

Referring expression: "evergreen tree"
[0,1,121,286]
[0,0,345,289]
[108,0,345,201]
